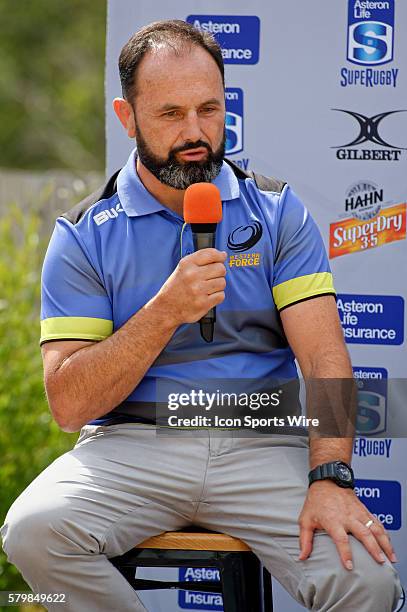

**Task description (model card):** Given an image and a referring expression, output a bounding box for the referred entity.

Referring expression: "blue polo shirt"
[40,149,335,425]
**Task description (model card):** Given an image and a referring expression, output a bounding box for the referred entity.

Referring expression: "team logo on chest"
[227,220,263,267]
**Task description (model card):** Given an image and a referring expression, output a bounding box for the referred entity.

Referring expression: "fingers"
[190,248,227,266]
[328,527,354,570]
[204,277,227,295]
[373,527,397,563]
[206,290,226,310]
[328,519,397,571]
[298,521,314,561]
[351,518,397,564]
[201,262,227,281]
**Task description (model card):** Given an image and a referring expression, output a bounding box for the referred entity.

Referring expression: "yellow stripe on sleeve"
[272,272,335,311]
[40,316,113,344]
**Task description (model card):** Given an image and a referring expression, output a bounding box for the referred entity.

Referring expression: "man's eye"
[201,107,216,114]
[164,110,181,118]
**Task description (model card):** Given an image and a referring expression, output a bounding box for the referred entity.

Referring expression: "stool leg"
[219,553,263,612]
[261,567,273,612]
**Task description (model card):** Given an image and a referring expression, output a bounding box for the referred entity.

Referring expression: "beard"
[135,124,225,190]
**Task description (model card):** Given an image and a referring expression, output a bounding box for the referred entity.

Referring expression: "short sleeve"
[272,186,335,312]
[40,218,113,345]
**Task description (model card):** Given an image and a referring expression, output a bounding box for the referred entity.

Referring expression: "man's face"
[130,45,226,190]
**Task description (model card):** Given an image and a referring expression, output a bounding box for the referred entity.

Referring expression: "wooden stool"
[110,526,273,611]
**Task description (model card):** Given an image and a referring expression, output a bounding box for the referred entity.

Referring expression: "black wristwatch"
[308,461,355,489]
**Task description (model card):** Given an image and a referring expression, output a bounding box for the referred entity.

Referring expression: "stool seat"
[110,526,273,610]
[136,530,251,552]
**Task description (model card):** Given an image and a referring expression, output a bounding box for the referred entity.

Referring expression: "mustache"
[171,140,212,155]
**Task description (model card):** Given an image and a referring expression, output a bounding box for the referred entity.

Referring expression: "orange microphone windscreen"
[183,183,222,224]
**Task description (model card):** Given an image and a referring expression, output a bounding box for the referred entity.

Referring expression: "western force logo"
[228,221,263,268]
[93,202,124,226]
[225,88,244,155]
[187,15,260,64]
[332,109,407,161]
[353,367,388,435]
[329,181,406,258]
[341,1,398,88]
[354,479,401,530]
[228,221,263,252]
[338,293,404,345]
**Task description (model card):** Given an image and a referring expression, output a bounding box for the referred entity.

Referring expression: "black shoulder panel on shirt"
[224,157,286,194]
[60,160,285,225]
[61,168,121,225]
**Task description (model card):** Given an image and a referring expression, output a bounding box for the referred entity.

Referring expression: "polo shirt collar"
[117,148,240,218]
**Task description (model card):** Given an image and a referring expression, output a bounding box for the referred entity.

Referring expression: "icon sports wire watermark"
[155,378,360,438]
[166,387,308,430]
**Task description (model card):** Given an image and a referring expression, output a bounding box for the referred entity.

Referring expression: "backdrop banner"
[106,2,406,609]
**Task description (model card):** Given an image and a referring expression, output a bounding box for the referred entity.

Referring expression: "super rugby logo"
[227,221,263,252]
[347,0,394,67]
[225,88,244,155]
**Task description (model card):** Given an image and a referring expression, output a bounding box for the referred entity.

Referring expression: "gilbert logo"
[332,108,407,161]
[93,202,124,226]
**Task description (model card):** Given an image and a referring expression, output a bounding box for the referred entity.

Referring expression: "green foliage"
[0,0,107,171]
[0,204,77,594]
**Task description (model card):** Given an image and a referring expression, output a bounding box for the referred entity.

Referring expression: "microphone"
[183,183,223,343]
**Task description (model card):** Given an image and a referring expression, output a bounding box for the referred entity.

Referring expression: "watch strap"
[308,461,354,488]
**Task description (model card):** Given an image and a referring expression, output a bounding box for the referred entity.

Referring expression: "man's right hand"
[154,248,227,326]
[42,248,227,431]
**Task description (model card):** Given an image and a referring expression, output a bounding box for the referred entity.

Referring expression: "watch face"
[336,463,352,481]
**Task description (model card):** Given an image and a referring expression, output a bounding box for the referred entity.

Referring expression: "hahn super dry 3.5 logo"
[329,181,406,258]
[341,0,398,87]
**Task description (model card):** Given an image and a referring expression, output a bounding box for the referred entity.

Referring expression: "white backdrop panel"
[106,2,406,610]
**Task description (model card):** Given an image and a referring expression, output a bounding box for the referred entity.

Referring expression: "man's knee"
[0,493,55,565]
[302,536,402,611]
[355,559,402,610]
[1,491,75,567]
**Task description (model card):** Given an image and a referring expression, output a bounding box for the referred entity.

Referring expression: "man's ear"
[112,98,136,138]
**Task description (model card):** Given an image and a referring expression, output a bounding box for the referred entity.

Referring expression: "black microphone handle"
[194,232,215,250]
[192,231,216,343]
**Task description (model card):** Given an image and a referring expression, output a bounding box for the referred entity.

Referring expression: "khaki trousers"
[0,424,401,611]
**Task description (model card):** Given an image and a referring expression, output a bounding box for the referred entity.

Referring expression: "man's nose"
[181,111,203,143]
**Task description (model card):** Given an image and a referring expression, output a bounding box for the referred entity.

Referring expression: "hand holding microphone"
[184,183,223,342]
[155,183,225,341]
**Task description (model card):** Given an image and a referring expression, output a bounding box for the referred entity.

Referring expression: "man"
[0,20,401,611]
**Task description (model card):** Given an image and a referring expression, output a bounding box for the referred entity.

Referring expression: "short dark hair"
[118,19,225,102]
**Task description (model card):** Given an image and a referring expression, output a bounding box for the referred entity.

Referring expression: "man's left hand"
[298,480,397,570]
